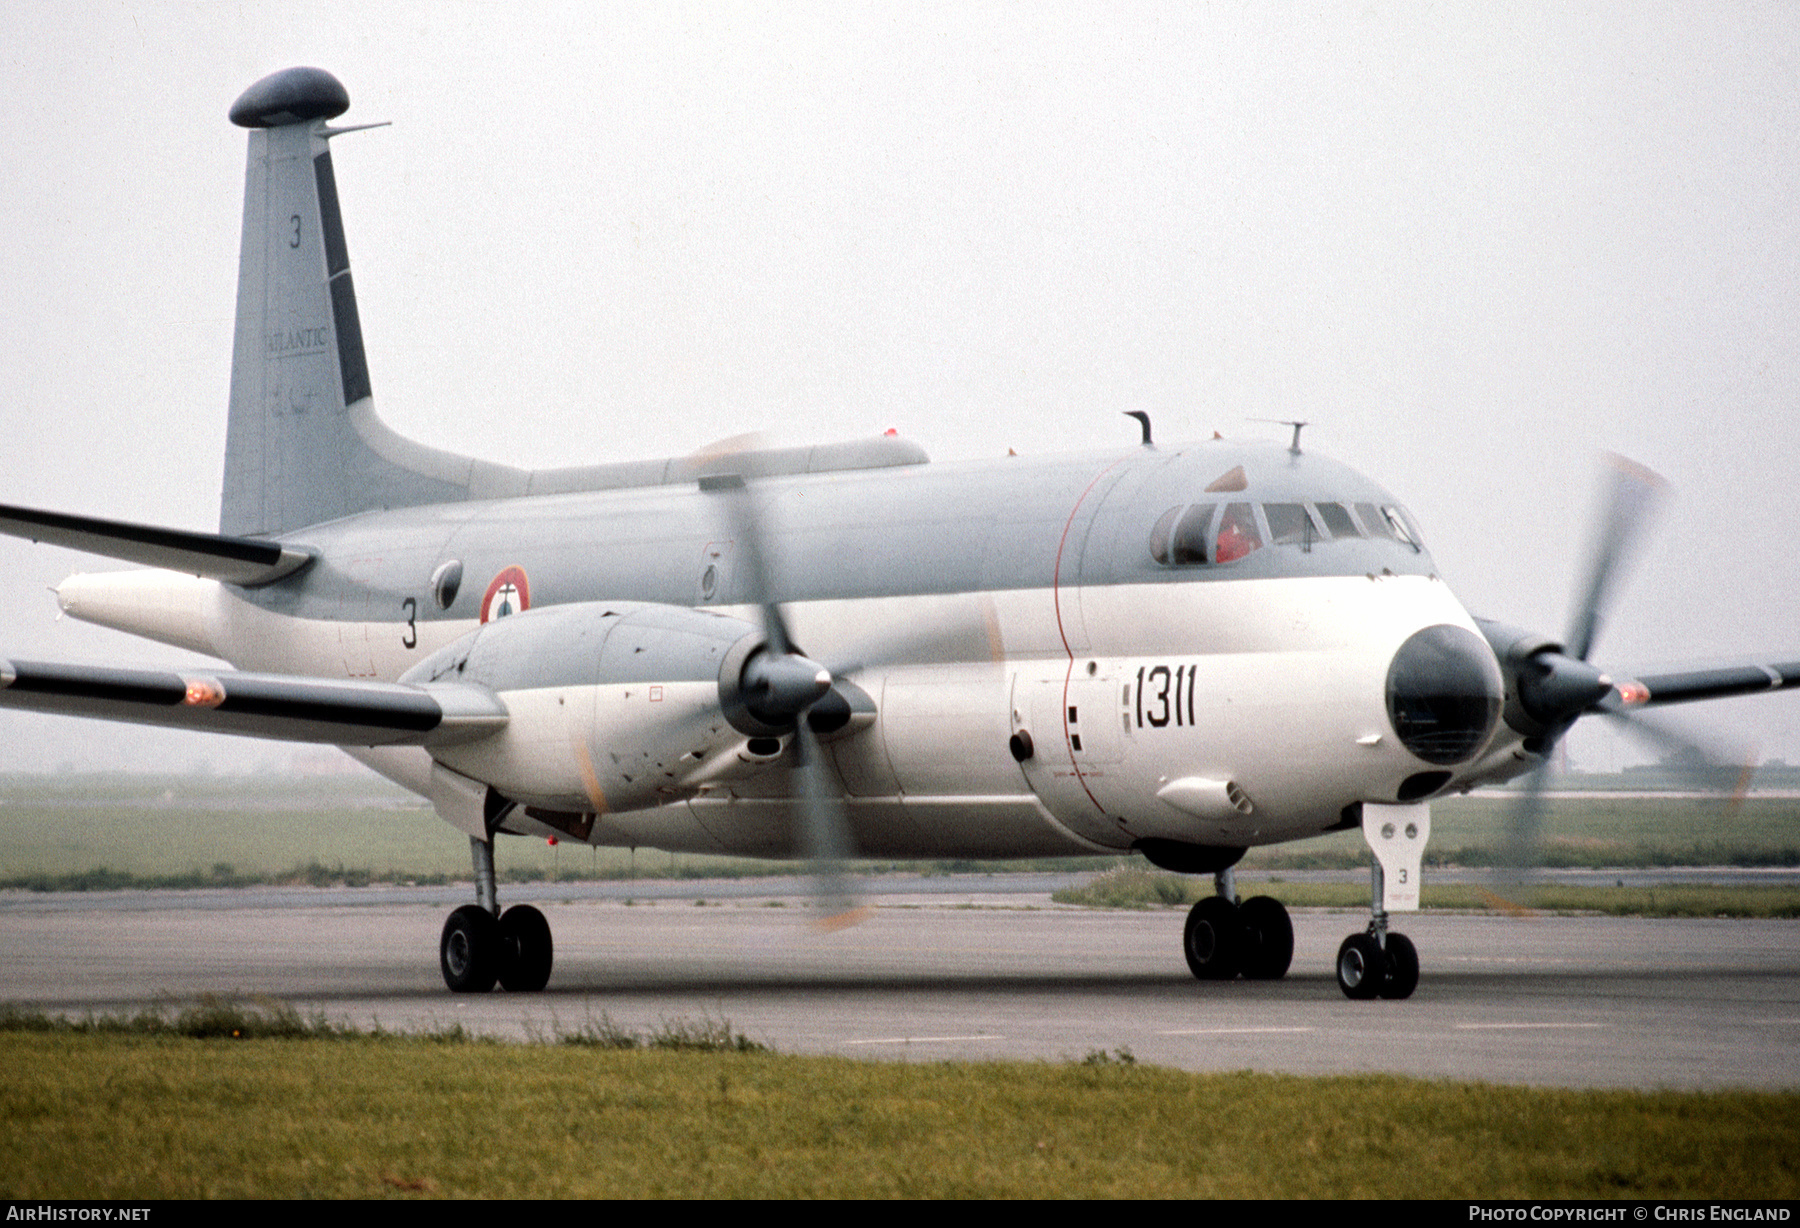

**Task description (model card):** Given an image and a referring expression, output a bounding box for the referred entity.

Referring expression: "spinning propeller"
[1483,456,1753,882]
[706,472,868,928]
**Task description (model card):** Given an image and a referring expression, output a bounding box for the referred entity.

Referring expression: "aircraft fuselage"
[58,437,1514,861]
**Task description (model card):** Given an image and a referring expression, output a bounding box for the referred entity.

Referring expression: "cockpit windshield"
[1147,498,1422,566]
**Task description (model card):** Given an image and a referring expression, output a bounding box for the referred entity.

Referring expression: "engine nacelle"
[401,602,768,812]
[400,601,871,817]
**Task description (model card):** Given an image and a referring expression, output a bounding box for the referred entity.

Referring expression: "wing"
[0,503,314,587]
[0,658,504,747]
[1601,659,1800,711]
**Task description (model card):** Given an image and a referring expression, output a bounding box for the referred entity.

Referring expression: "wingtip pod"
[229,67,350,129]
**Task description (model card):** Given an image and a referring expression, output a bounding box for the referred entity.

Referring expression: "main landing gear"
[1182,866,1295,981]
[440,835,554,993]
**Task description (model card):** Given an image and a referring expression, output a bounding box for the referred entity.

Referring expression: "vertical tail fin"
[217,69,932,536]
[221,67,524,536]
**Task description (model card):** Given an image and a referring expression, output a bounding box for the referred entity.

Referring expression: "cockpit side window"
[1382,506,1420,550]
[1215,502,1261,563]
[1355,502,1423,551]
[1172,504,1215,564]
[1150,504,1218,566]
[1149,505,1181,565]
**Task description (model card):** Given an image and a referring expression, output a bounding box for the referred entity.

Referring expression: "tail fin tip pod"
[227,66,349,129]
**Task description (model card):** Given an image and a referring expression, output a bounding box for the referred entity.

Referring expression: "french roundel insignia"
[480,565,531,624]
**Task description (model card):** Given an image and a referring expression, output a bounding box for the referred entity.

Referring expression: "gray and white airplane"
[5,67,1794,999]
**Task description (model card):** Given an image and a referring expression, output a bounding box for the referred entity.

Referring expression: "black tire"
[1239,895,1294,980]
[1183,896,1242,980]
[440,904,500,994]
[498,904,554,993]
[1336,932,1386,1000]
[1379,932,1419,1000]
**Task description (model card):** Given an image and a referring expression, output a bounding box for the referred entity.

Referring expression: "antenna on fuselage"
[1123,411,1153,448]
[1249,418,1308,454]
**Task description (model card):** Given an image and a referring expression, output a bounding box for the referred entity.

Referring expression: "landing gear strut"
[1336,803,1428,1000]
[440,835,554,993]
[1182,866,1294,983]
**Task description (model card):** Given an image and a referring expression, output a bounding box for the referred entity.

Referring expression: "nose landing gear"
[1335,802,1429,1000]
[1336,925,1418,1000]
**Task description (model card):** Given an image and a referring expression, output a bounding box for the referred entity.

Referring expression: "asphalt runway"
[4,881,1798,1090]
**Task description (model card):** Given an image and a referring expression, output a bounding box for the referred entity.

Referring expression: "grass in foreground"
[0,999,764,1051]
[1054,865,1800,917]
[0,1002,1796,1198]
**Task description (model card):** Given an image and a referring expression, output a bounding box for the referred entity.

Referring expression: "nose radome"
[1385,624,1504,766]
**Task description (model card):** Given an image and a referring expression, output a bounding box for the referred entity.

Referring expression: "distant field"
[0,774,722,884]
[1244,792,1800,870]
[0,774,1795,889]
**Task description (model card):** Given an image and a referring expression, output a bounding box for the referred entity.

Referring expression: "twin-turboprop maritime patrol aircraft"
[5,67,1796,1000]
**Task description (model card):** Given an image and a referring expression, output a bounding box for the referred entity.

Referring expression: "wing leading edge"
[1604,660,1800,711]
[0,658,504,747]
[0,503,314,586]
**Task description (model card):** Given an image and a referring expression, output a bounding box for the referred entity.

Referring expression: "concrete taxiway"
[3,879,1796,1089]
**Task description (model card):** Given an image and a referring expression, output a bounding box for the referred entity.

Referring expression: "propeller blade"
[1480,759,1550,916]
[825,604,1008,679]
[793,721,869,930]
[702,467,869,928]
[1602,709,1757,805]
[700,471,795,654]
[1498,760,1550,885]
[1490,454,1765,906]
[1491,455,1665,908]
[1564,454,1669,662]
[1491,711,1752,909]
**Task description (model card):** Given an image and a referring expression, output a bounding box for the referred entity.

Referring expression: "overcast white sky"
[2,2,1797,775]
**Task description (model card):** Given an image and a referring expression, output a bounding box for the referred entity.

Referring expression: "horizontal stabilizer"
[1601,660,1800,710]
[0,503,313,586]
[0,658,505,747]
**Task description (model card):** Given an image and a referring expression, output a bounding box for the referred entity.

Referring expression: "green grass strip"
[0,1025,1794,1198]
